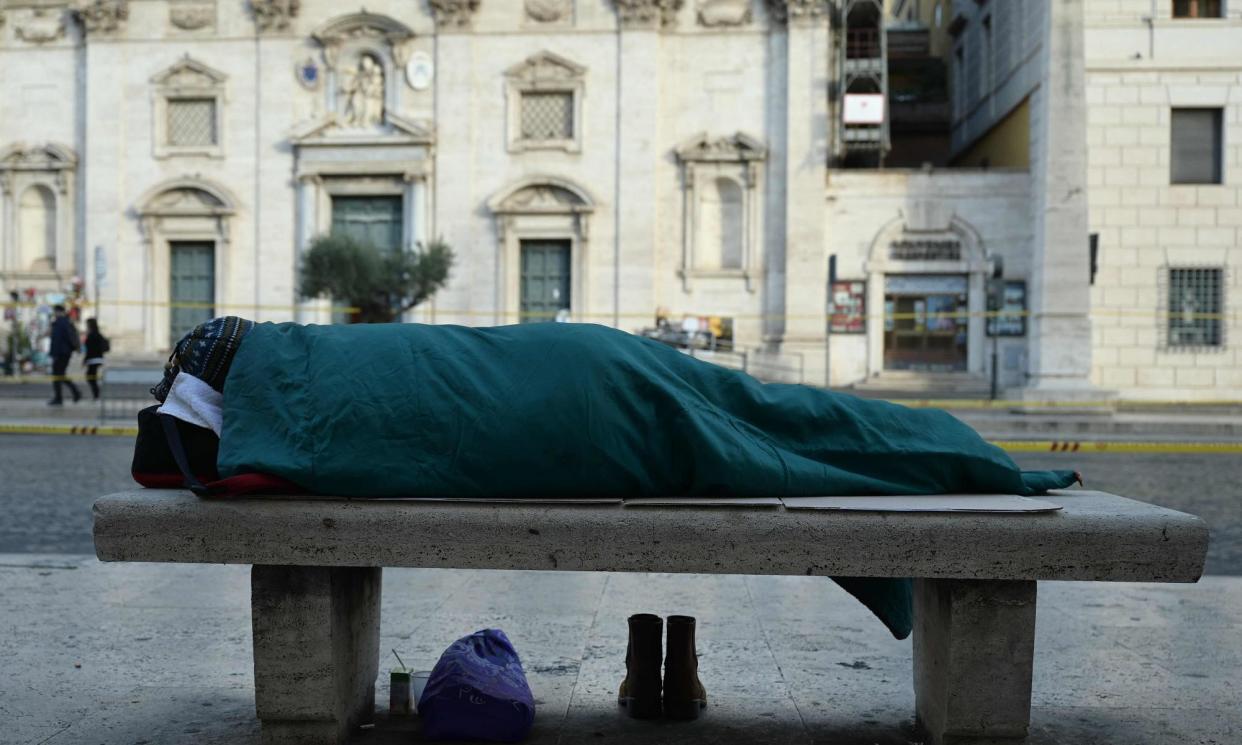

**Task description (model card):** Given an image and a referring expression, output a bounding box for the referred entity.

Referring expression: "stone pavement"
[1,556,1238,745]
[5,398,1242,441]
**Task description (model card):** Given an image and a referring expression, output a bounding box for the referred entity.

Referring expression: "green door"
[520,240,571,323]
[330,195,403,252]
[329,196,404,322]
[170,241,215,347]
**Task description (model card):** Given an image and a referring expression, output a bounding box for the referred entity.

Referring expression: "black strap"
[159,414,217,496]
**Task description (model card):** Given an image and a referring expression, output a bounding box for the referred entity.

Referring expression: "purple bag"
[419,629,536,742]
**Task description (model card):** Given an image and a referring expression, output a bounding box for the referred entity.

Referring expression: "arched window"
[674,132,766,290]
[715,178,744,270]
[19,185,55,271]
[698,177,744,270]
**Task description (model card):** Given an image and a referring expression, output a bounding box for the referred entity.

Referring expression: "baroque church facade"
[6,0,1231,400]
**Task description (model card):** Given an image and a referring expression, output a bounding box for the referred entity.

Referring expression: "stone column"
[1023,0,1099,400]
[294,174,319,324]
[612,1,662,329]
[402,174,429,322]
[913,578,1037,744]
[412,176,428,250]
[770,0,831,385]
[251,565,382,745]
[401,177,415,253]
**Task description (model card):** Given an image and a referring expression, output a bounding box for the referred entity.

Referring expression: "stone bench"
[93,488,1208,745]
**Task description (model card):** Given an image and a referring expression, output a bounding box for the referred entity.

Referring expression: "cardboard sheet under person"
[136,316,1079,640]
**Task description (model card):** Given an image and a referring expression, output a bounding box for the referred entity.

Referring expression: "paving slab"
[0,556,1238,745]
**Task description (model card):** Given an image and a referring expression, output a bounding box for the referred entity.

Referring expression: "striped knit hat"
[152,316,254,403]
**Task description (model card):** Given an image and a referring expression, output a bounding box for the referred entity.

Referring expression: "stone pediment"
[151,55,227,87]
[675,131,766,162]
[504,51,586,84]
[488,177,595,214]
[289,112,434,145]
[0,142,78,171]
[138,177,237,216]
[312,11,413,47]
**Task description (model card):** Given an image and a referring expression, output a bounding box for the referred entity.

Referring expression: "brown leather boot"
[618,613,663,719]
[663,615,707,720]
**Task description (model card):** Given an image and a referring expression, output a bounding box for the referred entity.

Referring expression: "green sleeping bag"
[218,321,1078,638]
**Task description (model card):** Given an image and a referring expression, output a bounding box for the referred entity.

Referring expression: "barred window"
[1167,268,1224,347]
[520,92,573,141]
[167,98,217,147]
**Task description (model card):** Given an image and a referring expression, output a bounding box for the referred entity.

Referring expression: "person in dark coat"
[82,317,110,400]
[48,305,82,405]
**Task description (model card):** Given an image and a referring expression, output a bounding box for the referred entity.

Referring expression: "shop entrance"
[883,274,968,372]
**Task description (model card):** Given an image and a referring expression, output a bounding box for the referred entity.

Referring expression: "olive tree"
[299,233,454,324]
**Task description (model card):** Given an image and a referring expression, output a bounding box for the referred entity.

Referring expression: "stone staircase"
[847,370,993,397]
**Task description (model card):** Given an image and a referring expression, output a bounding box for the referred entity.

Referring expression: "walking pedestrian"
[47,305,82,406]
[82,317,109,400]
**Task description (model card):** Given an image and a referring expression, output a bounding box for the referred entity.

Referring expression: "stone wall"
[822,169,1032,388]
[1085,4,1242,398]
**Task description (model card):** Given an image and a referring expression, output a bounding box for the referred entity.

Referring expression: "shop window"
[1173,0,1222,17]
[1165,267,1224,348]
[1171,108,1223,184]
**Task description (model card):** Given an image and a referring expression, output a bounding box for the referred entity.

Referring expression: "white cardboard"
[623,497,783,508]
[780,495,1063,513]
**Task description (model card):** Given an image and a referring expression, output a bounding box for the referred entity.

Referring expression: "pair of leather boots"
[617,614,707,720]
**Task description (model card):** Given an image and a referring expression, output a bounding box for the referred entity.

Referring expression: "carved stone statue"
[341,55,385,128]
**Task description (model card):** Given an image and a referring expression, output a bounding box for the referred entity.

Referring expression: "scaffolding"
[832,0,890,166]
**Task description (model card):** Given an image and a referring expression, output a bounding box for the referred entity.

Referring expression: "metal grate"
[1166,267,1224,348]
[520,91,573,141]
[167,98,217,147]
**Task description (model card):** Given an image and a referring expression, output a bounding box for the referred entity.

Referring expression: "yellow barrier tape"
[993,440,1242,454]
[0,424,1237,457]
[1,375,106,383]
[0,423,137,437]
[2,377,1241,411]
[5,299,362,313]
[893,398,1242,409]
[3,300,1237,322]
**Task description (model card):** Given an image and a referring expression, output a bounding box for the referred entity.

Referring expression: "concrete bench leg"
[913,578,1037,745]
[251,565,382,745]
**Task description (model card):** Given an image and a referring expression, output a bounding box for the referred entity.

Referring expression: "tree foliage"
[299,233,454,324]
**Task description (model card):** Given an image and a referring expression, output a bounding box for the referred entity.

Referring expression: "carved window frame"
[505,52,586,154]
[0,143,78,278]
[151,57,227,160]
[674,132,767,292]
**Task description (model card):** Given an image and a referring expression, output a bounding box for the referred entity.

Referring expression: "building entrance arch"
[136,177,237,350]
[862,212,993,377]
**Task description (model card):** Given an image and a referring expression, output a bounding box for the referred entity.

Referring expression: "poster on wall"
[842,94,886,124]
[986,280,1027,337]
[829,281,866,334]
